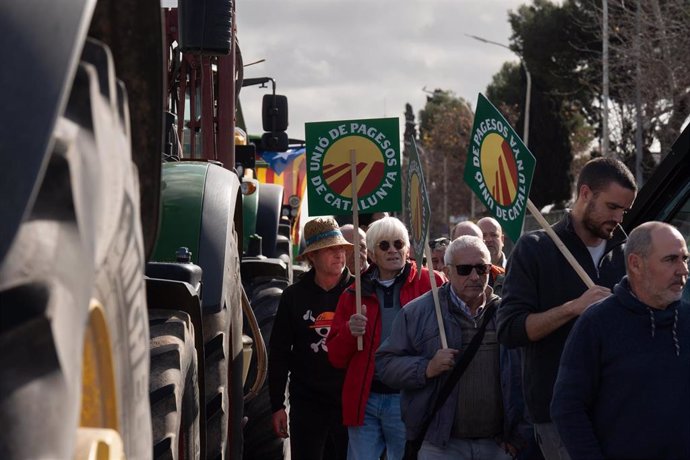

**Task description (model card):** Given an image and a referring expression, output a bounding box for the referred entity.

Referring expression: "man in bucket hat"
[268,216,354,460]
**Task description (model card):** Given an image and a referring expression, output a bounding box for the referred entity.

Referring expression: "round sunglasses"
[454,263,491,276]
[377,239,404,251]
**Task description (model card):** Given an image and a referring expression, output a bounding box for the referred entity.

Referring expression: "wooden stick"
[526,199,594,288]
[424,242,448,349]
[350,149,363,351]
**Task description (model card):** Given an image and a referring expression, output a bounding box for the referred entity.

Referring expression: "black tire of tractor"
[149,310,201,460]
[242,276,290,460]
[255,184,284,258]
[196,164,246,460]
[0,55,152,459]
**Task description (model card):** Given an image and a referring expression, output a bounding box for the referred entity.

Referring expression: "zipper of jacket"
[356,301,380,423]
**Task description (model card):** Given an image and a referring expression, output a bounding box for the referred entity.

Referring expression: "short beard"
[583,202,615,240]
[640,276,682,308]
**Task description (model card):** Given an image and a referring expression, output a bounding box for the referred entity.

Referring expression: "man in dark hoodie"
[551,221,690,459]
[497,158,637,459]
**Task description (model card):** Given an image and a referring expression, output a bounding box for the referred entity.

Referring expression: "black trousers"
[289,398,348,460]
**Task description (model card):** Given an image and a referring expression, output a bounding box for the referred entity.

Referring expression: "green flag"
[464,94,536,242]
[405,137,431,272]
[305,117,402,216]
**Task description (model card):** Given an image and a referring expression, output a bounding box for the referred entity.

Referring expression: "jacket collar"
[614,276,682,321]
[440,283,499,316]
[357,261,414,296]
[304,266,354,293]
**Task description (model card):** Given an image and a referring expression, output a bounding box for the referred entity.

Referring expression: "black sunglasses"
[378,240,404,251]
[454,263,491,276]
[429,237,450,250]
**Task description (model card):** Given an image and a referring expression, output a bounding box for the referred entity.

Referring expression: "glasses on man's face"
[429,237,450,250]
[454,263,491,276]
[378,239,404,251]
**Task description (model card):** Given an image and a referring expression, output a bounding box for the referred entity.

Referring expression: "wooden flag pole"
[526,199,594,288]
[423,241,448,349]
[350,149,364,351]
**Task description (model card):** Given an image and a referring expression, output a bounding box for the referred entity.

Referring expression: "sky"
[236,0,527,143]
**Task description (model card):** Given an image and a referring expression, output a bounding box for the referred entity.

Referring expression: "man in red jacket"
[327,216,444,460]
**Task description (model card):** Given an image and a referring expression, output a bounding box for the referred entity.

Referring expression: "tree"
[486,0,591,208]
[404,103,417,142]
[416,90,474,237]
[401,103,417,227]
[572,0,690,179]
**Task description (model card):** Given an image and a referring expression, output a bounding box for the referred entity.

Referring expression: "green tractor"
[0,0,293,459]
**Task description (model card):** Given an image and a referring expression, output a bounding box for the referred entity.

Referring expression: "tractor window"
[665,181,690,302]
[667,182,690,247]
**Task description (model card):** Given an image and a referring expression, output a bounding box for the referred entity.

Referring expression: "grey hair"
[444,235,490,265]
[624,221,676,269]
[366,216,410,251]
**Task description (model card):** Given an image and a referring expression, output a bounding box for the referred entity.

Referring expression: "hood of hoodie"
[614,277,680,326]
[615,276,683,355]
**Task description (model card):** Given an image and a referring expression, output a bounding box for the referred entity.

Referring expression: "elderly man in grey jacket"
[376,236,526,460]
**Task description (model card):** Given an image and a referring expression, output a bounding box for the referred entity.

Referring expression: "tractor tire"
[242,276,290,460]
[198,167,245,460]
[149,310,201,460]
[154,161,246,459]
[255,183,284,258]
[0,44,152,459]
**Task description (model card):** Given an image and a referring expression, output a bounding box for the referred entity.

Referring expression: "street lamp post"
[466,34,531,146]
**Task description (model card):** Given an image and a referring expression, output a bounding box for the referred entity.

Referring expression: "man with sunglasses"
[451,221,506,295]
[376,236,526,459]
[497,158,637,460]
[327,216,444,460]
[430,237,451,271]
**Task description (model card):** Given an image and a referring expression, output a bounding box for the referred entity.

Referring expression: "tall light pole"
[466,34,531,146]
[602,0,610,156]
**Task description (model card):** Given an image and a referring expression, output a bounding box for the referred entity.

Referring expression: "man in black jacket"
[268,217,354,460]
[497,158,636,460]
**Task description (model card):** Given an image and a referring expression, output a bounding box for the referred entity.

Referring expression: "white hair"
[444,235,490,265]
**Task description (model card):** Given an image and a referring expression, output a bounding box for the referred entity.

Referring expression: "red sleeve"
[401,267,445,306]
[433,268,447,285]
[326,290,358,369]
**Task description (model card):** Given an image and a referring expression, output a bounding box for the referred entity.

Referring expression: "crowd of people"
[266,157,690,460]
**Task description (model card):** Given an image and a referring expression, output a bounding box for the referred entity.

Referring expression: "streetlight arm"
[466,33,531,146]
[465,34,509,50]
